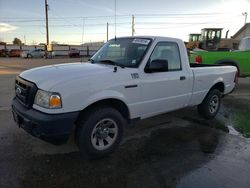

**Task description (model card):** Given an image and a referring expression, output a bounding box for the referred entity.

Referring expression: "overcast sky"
[0,0,250,44]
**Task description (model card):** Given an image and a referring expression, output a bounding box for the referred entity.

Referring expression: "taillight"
[234,70,239,84]
[195,55,202,64]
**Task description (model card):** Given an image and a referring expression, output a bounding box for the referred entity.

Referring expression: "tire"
[77,107,125,159]
[197,89,221,119]
[27,54,32,58]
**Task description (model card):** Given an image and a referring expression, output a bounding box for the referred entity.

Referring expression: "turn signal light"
[49,95,62,108]
[234,71,239,84]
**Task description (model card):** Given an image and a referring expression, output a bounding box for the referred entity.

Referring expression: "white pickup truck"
[12,36,237,158]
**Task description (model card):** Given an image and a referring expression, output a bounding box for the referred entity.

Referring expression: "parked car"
[21,49,45,58]
[52,51,68,57]
[12,36,237,159]
[190,36,250,77]
[8,49,22,57]
[0,49,9,57]
[69,48,80,57]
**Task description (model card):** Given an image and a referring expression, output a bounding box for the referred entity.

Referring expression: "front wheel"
[77,107,125,159]
[197,89,221,119]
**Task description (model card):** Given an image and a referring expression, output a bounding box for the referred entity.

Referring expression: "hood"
[20,62,114,90]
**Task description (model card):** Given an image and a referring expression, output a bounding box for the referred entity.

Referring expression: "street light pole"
[242,12,248,25]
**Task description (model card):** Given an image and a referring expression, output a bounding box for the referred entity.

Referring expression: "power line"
[1,11,244,45]
[12,22,132,28]
[49,8,81,28]
[13,20,236,28]
[1,12,241,22]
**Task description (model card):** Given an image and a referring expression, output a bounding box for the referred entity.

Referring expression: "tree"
[0,41,6,45]
[13,38,22,45]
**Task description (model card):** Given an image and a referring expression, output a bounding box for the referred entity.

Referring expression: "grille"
[15,77,37,108]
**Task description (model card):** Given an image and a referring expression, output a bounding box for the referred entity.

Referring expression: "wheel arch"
[76,98,131,124]
[210,82,225,93]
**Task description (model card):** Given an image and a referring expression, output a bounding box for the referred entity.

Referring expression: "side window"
[148,42,182,71]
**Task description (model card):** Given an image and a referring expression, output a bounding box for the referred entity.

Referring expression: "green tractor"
[200,28,223,50]
[189,33,201,42]
[186,29,222,50]
[187,28,239,51]
[186,34,201,50]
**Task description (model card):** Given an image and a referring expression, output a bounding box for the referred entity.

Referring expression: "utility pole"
[242,12,248,25]
[45,0,49,55]
[81,17,85,62]
[81,17,85,45]
[24,35,26,45]
[132,15,135,36]
[107,22,109,42]
[114,0,117,37]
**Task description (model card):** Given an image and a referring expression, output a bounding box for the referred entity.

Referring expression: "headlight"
[34,89,62,109]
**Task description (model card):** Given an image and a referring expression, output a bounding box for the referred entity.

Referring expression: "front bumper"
[12,97,79,145]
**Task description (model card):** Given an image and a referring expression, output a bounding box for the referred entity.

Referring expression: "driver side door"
[138,42,193,118]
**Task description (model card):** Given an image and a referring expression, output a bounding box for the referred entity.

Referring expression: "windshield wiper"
[98,59,125,69]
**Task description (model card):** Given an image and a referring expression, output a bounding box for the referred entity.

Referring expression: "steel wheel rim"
[209,95,219,114]
[91,118,118,151]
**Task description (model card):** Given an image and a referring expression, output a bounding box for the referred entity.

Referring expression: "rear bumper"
[12,97,79,145]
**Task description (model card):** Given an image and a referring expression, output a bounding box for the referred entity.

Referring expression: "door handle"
[180,76,186,80]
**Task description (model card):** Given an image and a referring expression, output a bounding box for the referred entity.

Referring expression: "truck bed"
[190,63,228,68]
[189,64,236,106]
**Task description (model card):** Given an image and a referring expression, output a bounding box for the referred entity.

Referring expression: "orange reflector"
[49,95,62,108]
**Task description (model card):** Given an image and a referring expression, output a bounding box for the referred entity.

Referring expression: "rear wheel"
[27,54,32,58]
[77,107,125,159]
[198,89,221,119]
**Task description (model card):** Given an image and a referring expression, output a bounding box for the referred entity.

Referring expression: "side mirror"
[145,59,168,73]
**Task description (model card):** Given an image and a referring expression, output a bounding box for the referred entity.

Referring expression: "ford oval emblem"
[16,87,22,95]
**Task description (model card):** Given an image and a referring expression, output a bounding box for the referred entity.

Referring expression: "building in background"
[232,23,250,40]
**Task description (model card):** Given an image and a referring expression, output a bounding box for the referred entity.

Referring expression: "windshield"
[91,38,152,68]
[238,38,250,51]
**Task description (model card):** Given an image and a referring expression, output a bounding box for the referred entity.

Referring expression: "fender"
[211,77,224,89]
[82,90,131,114]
